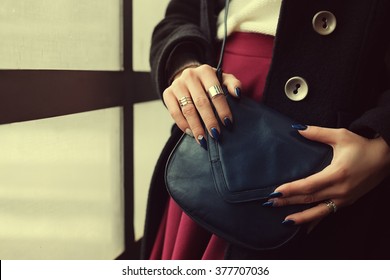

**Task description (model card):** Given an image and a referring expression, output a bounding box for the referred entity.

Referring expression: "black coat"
[143,0,390,259]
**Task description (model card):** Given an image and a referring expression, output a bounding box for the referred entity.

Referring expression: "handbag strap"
[216,0,230,84]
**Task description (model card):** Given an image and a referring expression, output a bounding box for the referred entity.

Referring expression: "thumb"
[297,125,337,146]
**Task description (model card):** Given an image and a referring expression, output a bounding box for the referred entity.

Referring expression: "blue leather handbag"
[165,96,333,250]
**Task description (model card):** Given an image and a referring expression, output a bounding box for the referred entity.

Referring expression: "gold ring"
[207,85,224,99]
[178,96,193,107]
[324,200,337,214]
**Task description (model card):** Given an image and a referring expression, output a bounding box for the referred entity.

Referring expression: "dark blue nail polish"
[262,201,274,207]
[211,127,220,142]
[223,117,233,130]
[235,87,241,98]
[268,192,283,199]
[282,220,296,226]
[291,124,308,130]
[198,135,207,151]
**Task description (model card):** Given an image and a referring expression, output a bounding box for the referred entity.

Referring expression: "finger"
[163,88,191,133]
[174,65,237,139]
[283,199,339,225]
[171,65,220,137]
[180,99,207,141]
[207,84,234,129]
[270,184,335,206]
[222,72,242,98]
[164,84,206,143]
[181,70,221,139]
[298,125,340,146]
[196,66,234,131]
[273,164,337,198]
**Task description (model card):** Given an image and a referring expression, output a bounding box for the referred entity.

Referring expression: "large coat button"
[284,76,308,101]
[312,11,337,35]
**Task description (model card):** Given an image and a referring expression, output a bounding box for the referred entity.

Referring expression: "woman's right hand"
[163,64,242,149]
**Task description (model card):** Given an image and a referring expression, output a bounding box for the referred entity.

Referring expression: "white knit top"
[217,0,282,39]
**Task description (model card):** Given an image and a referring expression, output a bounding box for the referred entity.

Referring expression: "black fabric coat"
[142,0,390,259]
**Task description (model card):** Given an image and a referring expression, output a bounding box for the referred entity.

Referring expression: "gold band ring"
[207,85,224,99]
[324,200,337,214]
[179,96,193,107]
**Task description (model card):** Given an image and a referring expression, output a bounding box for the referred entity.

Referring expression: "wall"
[0,0,124,259]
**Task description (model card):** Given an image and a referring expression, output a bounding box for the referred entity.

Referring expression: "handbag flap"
[208,97,333,203]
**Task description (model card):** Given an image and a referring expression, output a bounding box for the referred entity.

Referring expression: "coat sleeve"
[349,46,390,147]
[349,89,390,146]
[149,0,218,98]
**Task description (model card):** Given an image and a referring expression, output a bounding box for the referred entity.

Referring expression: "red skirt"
[149,32,275,260]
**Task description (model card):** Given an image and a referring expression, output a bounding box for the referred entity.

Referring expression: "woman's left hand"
[267,126,390,225]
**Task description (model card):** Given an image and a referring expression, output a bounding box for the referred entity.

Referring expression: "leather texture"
[165,96,333,250]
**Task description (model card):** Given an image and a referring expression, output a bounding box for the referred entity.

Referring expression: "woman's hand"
[163,64,242,149]
[266,126,390,225]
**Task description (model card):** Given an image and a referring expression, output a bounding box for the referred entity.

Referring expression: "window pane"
[132,0,170,72]
[0,0,123,70]
[133,100,173,240]
[0,108,124,259]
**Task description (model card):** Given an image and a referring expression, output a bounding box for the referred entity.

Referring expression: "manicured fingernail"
[211,127,220,142]
[235,87,241,98]
[268,192,283,199]
[262,201,274,207]
[282,219,296,226]
[291,124,308,130]
[223,117,233,130]
[185,128,194,138]
[197,135,207,150]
